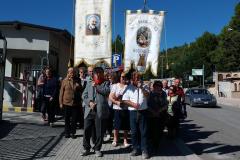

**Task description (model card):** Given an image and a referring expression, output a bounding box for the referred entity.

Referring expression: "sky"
[0,0,238,49]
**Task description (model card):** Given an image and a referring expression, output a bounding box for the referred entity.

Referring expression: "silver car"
[185,88,217,107]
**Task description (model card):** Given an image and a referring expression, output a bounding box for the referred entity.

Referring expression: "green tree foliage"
[163,2,240,80]
[211,3,240,71]
[112,35,124,53]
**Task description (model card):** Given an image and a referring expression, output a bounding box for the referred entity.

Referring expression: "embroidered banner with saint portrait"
[75,0,112,66]
[124,10,165,75]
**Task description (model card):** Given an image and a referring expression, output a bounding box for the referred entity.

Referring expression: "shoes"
[95,150,103,157]
[123,142,130,148]
[130,149,139,156]
[112,141,117,147]
[49,123,54,127]
[142,151,150,159]
[41,115,47,121]
[65,134,70,138]
[71,134,76,139]
[81,150,90,156]
[104,134,111,142]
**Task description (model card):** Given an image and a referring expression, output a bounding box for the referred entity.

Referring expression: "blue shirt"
[43,77,58,98]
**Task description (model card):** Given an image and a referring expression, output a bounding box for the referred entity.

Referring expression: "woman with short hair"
[109,73,130,147]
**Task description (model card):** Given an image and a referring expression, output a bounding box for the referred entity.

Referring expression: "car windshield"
[191,89,210,95]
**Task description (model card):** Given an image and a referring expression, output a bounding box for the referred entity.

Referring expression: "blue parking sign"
[112,53,122,68]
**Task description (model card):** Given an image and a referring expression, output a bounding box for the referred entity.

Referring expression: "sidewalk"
[0,112,201,160]
[37,131,201,160]
[217,97,240,108]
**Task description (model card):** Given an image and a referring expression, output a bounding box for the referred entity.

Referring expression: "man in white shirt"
[122,72,150,159]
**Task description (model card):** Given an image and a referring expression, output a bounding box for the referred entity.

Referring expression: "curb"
[175,138,202,160]
[3,106,34,113]
[216,98,240,108]
[217,102,240,108]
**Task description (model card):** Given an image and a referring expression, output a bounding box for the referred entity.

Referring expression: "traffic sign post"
[192,65,205,88]
[111,53,122,68]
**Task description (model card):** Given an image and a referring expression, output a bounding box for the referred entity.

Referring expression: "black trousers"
[42,97,55,123]
[105,107,114,135]
[147,116,165,150]
[64,105,77,135]
[83,112,106,151]
[76,105,84,128]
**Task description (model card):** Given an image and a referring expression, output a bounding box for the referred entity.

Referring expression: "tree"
[211,2,240,71]
[112,35,124,53]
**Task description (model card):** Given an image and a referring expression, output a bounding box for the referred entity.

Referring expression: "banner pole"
[143,0,147,12]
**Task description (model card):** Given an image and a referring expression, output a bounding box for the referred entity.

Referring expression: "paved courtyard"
[0,112,201,160]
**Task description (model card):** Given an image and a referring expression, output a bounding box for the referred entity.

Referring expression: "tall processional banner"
[75,0,112,66]
[124,10,165,75]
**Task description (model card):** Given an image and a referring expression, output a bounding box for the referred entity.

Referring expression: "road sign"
[189,75,194,81]
[112,53,122,68]
[192,69,203,76]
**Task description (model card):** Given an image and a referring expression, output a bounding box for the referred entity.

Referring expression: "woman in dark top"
[166,85,181,138]
[37,68,46,121]
[42,68,58,126]
[147,81,168,154]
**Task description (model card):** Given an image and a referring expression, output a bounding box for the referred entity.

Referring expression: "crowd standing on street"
[36,66,187,159]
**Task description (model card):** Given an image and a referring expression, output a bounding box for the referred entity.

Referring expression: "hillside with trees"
[161,2,240,82]
[112,3,240,82]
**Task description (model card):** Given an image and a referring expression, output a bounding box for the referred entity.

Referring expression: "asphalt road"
[181,104,240,160]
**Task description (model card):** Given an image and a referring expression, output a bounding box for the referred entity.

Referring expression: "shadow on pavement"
[0,120,17,139]
[102,147,132,155]
[0,119,66,160]
[102,133,190,157]
[191,105,222,109]
[181,119,240,156]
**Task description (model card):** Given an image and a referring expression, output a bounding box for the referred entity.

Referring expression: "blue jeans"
[129,110,148,152]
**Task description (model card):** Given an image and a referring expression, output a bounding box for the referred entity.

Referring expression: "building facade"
[215,72,240,98]
[0,21,74,111]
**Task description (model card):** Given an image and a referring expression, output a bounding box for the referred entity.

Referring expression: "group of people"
[37,66,186,159]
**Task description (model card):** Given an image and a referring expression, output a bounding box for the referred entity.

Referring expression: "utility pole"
[0,31,7,121]
[203,64,205,88]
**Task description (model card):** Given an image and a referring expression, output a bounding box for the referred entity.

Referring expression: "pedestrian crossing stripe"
[15,107,21,112]
[3,106,34,113]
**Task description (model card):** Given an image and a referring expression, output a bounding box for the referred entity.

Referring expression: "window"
[233,74,239,78]
[234,83,237,91]
[12,58,31,79]
[226,74,231,78]
[12,63,21,78]
[218,74,223,81]
[191,89,209,95]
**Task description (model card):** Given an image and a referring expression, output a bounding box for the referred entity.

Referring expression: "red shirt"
[176,87,184,98]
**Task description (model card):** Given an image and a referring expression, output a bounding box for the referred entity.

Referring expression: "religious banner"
[124,10,165,75]
[74,0,112,66]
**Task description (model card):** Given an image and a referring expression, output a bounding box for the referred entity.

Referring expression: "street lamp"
[0,31,7,121]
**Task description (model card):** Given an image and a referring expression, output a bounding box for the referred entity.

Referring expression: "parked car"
[185,88,217,107]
